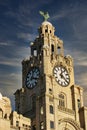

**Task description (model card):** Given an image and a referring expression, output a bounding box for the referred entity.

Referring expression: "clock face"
[53,66,70,87]
[26,67,40,89]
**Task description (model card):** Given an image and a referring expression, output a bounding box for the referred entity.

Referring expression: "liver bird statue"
[39,11,50,21]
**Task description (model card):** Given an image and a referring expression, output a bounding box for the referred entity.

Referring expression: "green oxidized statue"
[39,11,50,21]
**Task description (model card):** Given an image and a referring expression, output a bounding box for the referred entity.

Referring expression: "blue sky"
[0,0,87,109]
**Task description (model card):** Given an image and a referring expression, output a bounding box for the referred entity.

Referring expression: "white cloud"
[75,73,87,87]
[0,46,31,67]
[51,3,87,42]
[17,33,36,42]
[0,72,22,97]
[0,40,17,46]
[0,42,11,46]
[0,57,21,67]
[72,16,87,40]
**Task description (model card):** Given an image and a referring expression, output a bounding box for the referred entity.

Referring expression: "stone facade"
[10,111,31,130]
[0,93,31,130]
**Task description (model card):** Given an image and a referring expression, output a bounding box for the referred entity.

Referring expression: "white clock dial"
[53,66,70,87]
[26,67,40,89]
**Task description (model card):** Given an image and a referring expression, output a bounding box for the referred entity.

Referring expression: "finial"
[39,11,50,21]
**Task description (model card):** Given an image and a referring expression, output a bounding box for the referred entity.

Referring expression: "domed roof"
[41,21,52,26]
[0,93,2,100]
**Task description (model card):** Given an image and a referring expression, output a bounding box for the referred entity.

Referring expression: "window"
[40,121,44,129]
[77,99,81,109]
[45,29,48,33]
[4,114,7,119]
[50,105,54,114]
[33,49,37,56]
[58,93,66,107]
[49,88,52,94]
[16,121,19,127]
[50,121,54,128]
[40,106,44,115]
[57,46,61,54]
[51,44,54,53]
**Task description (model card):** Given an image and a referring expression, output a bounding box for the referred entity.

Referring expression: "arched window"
[58,93,66,107]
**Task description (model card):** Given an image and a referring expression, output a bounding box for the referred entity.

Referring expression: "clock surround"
[53,66,70,87]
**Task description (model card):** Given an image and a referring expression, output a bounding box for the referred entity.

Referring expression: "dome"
[41,21,52,26]
[0,93,2,100]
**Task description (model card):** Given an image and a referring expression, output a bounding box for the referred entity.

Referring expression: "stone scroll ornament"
[39,11,50,21]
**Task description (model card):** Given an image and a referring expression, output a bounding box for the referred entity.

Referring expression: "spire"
[39,11,50,21]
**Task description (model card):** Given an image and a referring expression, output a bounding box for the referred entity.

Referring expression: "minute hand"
[60,73,68,82]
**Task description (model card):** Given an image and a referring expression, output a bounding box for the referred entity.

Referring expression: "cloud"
[0,57,21,67]
[51,2,87,42]
[0,71,22,109]
[0,46,31,67]
[17,33,36,42]
[0,71,22,92]
[73,22,87,41]
[0,42,12,46]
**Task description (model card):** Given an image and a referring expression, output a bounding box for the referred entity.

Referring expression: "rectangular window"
[50,121,54,128]
[50,105,54,114]
[77,99,81,109]
[34,49,37,56]
[58,93,65,107]
[16,121,19,127]
[59,100,65,107]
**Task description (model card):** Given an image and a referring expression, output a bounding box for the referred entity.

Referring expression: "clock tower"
[15,12,86,130]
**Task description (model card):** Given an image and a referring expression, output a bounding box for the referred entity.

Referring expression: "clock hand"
[60,73,68,83]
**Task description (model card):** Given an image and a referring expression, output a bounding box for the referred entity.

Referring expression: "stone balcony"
[58,105,75,115]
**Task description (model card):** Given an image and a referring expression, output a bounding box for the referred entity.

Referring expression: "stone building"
[0,93,11,130]
[0,93,31,130]
[14,14,87,130]
[10,111,31,130]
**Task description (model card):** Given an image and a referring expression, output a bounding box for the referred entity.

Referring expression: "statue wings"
[39,11,50,21]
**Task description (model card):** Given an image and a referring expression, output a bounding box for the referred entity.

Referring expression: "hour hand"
[60,73,66,81]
